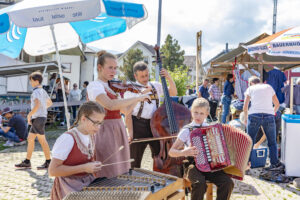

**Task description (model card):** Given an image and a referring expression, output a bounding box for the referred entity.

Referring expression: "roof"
[205,33,270,78]
[207,32,300,77]
[84,46,98,54]
[203,50,231,67]
[213,33,269,63]
[254,28,292,44]
[0,54,25,67]
[118,41,155,59]
[0,61,65,76]
[137,41,155,55]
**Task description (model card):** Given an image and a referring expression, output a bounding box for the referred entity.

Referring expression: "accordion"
[190,123,252,180]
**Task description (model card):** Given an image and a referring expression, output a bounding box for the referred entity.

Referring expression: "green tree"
[161,34,186,72]
[120,49,144,81]
[169,66,189,96]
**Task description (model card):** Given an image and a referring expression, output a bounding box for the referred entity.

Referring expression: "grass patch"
[0,141,8,151]
[45,121,60,131]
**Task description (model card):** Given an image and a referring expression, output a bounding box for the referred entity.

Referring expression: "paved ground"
[0,129,299,200]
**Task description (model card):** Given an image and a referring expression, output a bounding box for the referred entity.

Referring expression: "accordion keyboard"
[190,124,231,172]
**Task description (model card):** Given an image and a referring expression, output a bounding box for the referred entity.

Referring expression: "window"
[7,75,28,92]
[143,56,149,64]
[62,63,71,73]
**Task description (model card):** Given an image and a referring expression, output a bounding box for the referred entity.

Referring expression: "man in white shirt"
[124,61,177,168]
[69,83,81,120]
[243,76,283,171]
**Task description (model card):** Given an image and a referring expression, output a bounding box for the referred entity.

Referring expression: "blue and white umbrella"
[0,0,147,58]
[0,0,147,128]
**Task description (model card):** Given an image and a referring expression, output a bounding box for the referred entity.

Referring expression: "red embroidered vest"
[104,89,121,120]
[63,132,93,176]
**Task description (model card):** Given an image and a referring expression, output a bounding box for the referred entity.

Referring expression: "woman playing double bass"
[87,51,150,178]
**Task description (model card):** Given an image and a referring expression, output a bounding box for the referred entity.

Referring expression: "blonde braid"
[70,117,80,130]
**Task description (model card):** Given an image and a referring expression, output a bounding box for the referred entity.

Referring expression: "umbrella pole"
[50,24,71,129]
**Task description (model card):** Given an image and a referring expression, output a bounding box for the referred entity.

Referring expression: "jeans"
[221,95,231,123]
[57,95,66,122]
[72,106,77,120]
[0,128,20,142]
[247,113,278,165]
[295,105,300,115]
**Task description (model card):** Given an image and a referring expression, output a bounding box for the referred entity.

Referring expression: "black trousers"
[187,165,234,200]
[130,116,160,168]
[209,100,218,119]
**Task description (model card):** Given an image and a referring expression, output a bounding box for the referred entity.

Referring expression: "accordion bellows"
[190,124,253,180]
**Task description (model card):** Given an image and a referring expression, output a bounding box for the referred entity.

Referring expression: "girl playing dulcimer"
[87,51,151,178]
[49,101,105,200]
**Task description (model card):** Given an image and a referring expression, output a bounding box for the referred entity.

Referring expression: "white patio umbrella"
[0,0,147,129]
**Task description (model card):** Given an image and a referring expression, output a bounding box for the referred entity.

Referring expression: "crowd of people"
[49,73,90,125]
[0,50,298,200]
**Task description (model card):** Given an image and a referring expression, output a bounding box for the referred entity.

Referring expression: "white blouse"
[52,128,92,161]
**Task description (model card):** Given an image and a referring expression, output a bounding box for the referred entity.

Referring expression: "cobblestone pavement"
[0,129,299,200]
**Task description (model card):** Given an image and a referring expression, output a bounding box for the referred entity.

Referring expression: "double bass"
[150,46,191,177]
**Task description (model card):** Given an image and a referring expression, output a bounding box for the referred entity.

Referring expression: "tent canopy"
[0,61,65,76]
[208,33,300,78]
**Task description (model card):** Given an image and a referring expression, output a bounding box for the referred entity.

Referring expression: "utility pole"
[196,31,202,96]
[272,0,278,34]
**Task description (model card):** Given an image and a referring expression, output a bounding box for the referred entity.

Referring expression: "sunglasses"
[85,116,103,126]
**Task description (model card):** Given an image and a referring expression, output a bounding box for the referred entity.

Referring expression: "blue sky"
[89,0,300,63]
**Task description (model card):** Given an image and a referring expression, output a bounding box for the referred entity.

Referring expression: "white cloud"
[89,0,300,63]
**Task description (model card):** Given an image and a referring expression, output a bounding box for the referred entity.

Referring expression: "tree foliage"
[120,48,144,81]
[169,66,189,96]
[161,34,186,72]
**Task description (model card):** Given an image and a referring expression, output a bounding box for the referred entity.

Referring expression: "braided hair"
[70,101,105,129]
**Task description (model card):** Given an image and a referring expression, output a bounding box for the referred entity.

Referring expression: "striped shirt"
[208,84,221,101]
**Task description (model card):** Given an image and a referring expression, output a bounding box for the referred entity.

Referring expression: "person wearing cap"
[0,108,28,147]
